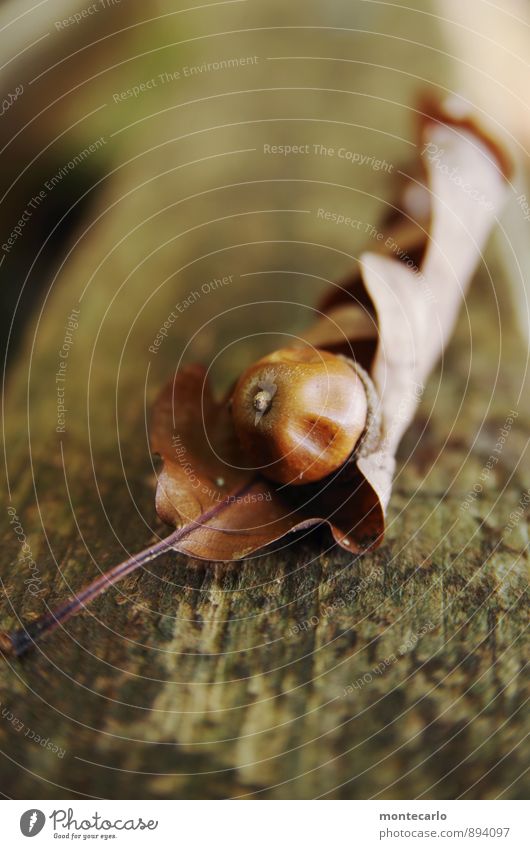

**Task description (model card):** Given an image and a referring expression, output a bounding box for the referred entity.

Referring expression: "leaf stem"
[0,530,182,658]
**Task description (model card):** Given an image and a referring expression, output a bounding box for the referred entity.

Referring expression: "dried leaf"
[150,99,510,560]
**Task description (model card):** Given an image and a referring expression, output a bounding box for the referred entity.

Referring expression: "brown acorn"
[230,346,369,485]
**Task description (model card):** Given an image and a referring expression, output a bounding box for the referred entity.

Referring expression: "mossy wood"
[0,0,528,799]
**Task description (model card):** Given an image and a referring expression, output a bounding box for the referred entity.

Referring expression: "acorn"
[231,346,374,486]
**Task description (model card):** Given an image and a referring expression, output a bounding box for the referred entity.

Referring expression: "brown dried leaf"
[150,99,510,561]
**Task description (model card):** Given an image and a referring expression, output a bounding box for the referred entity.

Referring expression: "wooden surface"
[0,0,528,799]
